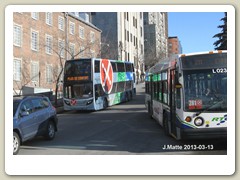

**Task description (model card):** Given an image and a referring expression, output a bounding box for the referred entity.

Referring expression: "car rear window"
[13,101,20,117]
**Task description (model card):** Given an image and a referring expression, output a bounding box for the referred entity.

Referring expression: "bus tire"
[130,92,133,100]
[103,98,108,109]
[125,92,129,102]
[163,113,170,136]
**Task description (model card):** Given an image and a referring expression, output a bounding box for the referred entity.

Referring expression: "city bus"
[145,50,227,140]
[63,58,136,111]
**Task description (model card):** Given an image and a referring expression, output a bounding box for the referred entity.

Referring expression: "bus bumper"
[181,127,227,139]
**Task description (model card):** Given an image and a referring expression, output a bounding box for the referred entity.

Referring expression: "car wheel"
[13,132,20,155]
[45,121,55,140]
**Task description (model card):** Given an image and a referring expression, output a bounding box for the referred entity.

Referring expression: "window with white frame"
[46,64,53,83]
[13,24,22,47]
[69,43,75,57]
[46,12,53,26]
[90,31,95,43]
[13,58,21,81]
[45,34,53,55]
[31,29,39,51]
[58,39,65,58]
[79,26,84,39]
[69,22,75,35]
[31,12,39,20]
[58,16,64,31]
[31,61,39,82]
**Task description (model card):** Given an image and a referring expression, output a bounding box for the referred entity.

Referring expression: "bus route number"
[212,68,227,73]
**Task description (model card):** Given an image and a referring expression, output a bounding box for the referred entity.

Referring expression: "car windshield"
[183,69,227,112]
[13,101,20,117]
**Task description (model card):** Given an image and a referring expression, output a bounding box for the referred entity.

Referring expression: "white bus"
[63,58,136,111]
[145,51,227,140]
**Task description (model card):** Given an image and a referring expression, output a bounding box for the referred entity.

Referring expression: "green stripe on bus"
[118,72,126,82]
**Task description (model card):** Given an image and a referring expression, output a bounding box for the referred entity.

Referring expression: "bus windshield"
[64,83,93,99]
[64,59,91,77]
[183,69,227,112]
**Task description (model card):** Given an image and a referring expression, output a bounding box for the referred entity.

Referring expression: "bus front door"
[170,69,177,137]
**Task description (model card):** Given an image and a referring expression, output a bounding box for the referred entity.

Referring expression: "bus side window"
[163,81,168,104]
[95,61,100,73]
[111,62,117,72]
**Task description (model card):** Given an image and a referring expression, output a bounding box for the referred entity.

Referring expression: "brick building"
[168,36,182,56]
[13,12,101,95]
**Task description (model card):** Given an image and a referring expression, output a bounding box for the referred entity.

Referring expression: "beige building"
[144,12,168,68]
[13,12,101,95]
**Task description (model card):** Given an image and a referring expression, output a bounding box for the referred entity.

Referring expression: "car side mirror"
[20,111,29,117]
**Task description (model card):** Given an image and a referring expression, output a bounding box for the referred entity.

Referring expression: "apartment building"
[144,12,168,68]
[13,12,101,95]
[168,36,182,56]
[91,12,145,82]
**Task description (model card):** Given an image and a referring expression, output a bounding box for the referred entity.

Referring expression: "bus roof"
[147,50,227,74]
[179,50,227,58]
[65,58,133,64]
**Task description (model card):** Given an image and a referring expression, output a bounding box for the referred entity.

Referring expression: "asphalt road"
[18,82,227,155]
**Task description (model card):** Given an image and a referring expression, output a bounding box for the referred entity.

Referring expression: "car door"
[18,100,37,141]
[31,98,50,135]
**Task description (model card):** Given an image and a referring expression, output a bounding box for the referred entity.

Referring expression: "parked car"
[13,95,58,155]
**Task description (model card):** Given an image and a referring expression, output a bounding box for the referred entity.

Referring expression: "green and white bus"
[145,51,227,140]
[63,58,136,111]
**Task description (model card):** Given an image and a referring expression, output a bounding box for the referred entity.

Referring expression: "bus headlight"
[194,117,204,126]
[64,100,70,105]
[86,99,93,105]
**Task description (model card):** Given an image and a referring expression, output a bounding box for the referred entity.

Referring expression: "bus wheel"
[103,98,108,109]
[163,113,170,136]
[129,92,133,100]
[125,93,129,102]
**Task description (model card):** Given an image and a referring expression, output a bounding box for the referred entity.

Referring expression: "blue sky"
[168,12,225,54]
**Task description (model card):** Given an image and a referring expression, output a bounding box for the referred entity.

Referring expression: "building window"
[31,61,39,82]
[45,34,53,55]
[31,29,39,51]
[90,31,95,43]
[46,12,53,26]
[58,39,65,58]
[31,12,39,20]
[13,58,21,81]
[69,43,75,57]
[46,64,53,83]
[69,22,75,35]
[13,24,22,47]
[79,26,84,39]
[58,16,64,31]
